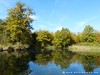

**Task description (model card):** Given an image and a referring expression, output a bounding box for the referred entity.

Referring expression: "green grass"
[68,45,100,53]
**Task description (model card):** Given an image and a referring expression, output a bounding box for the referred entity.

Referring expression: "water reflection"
[0,50,100,75]
[0,52,30,75]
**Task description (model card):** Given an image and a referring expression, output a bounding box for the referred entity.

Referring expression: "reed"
[68,45,100,53]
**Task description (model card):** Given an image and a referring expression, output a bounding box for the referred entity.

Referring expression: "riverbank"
[68,45,100,53]
[0,44,29,52]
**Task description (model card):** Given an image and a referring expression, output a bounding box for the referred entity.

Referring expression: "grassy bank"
[0,43,29,51]
[68,45,100,53]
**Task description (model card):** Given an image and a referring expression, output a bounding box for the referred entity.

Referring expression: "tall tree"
[0,19,7,44]
[53,28,74,49]
[36,30,53,49]
[83,25,96,42]
[81,25,96,43]
[6,2,34,44]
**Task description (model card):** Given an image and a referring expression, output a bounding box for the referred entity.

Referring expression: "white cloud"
[77,20,87,27]
[52,26,63,32]
[35,19,66,32]
[38,25,46,28]
[37,20,55,26]
[76,16,98,29]
[56,26,62,31]
[0,16,6,19]
[30,15,40,20]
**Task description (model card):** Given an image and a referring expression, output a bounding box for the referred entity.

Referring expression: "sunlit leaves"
[53,28,74,49]
[36,30,53,48]
[6,2,34,44]
[76,25,96,43]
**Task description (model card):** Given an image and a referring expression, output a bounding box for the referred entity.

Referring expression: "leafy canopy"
[53,28,74,49]
[6,2,34,44]
[36,30,53,48]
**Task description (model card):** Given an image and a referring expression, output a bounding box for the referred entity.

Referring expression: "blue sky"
[0,0,100,33]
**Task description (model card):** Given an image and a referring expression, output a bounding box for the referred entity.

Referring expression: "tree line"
[0,2,100,50]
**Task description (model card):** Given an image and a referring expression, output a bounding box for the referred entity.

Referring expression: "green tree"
[0,19,7,44]
[77,25,96,44]
[83,25,94,33]
[82,25,96,43]
[36,30,53,49]
[53,28,74,49]
[95,32,100,44]
[75,32,83,43]
[6,2,34,44]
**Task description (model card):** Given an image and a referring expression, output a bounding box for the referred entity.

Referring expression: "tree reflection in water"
[0,50,100,75]
[0,52,31,75]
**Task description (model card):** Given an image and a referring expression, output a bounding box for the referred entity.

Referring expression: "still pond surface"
[0,50,100,75]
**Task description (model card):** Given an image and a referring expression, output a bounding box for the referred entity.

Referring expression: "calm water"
[0,50,100,75]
